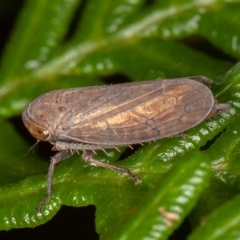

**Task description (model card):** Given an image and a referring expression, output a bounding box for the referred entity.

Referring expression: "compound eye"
[28,123,50,141]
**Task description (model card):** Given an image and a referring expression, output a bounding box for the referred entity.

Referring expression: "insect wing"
[55,79,214,145]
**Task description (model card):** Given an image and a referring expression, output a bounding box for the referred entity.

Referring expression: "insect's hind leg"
[82,150,142,185]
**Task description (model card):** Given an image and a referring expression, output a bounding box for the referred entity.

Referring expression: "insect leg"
[37,150,74,212]
[207,103,230,118]
[189,76,213,88]
[82,150,142,185]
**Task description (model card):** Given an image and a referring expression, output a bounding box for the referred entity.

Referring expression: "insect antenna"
[24,140,40,156]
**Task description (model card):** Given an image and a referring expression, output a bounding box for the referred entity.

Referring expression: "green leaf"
[188,195,240,240]
[110,152,211,240]
[0,119,46,186]
[0,0,240,239]
[0,0,81,79]
[0,0,236,117]
[188,63,240,228]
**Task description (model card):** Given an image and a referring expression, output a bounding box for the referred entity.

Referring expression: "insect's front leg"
[82,150,142,185]
[37,150,74,212]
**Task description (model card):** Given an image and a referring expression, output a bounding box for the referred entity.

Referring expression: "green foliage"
[0,0,240,239]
